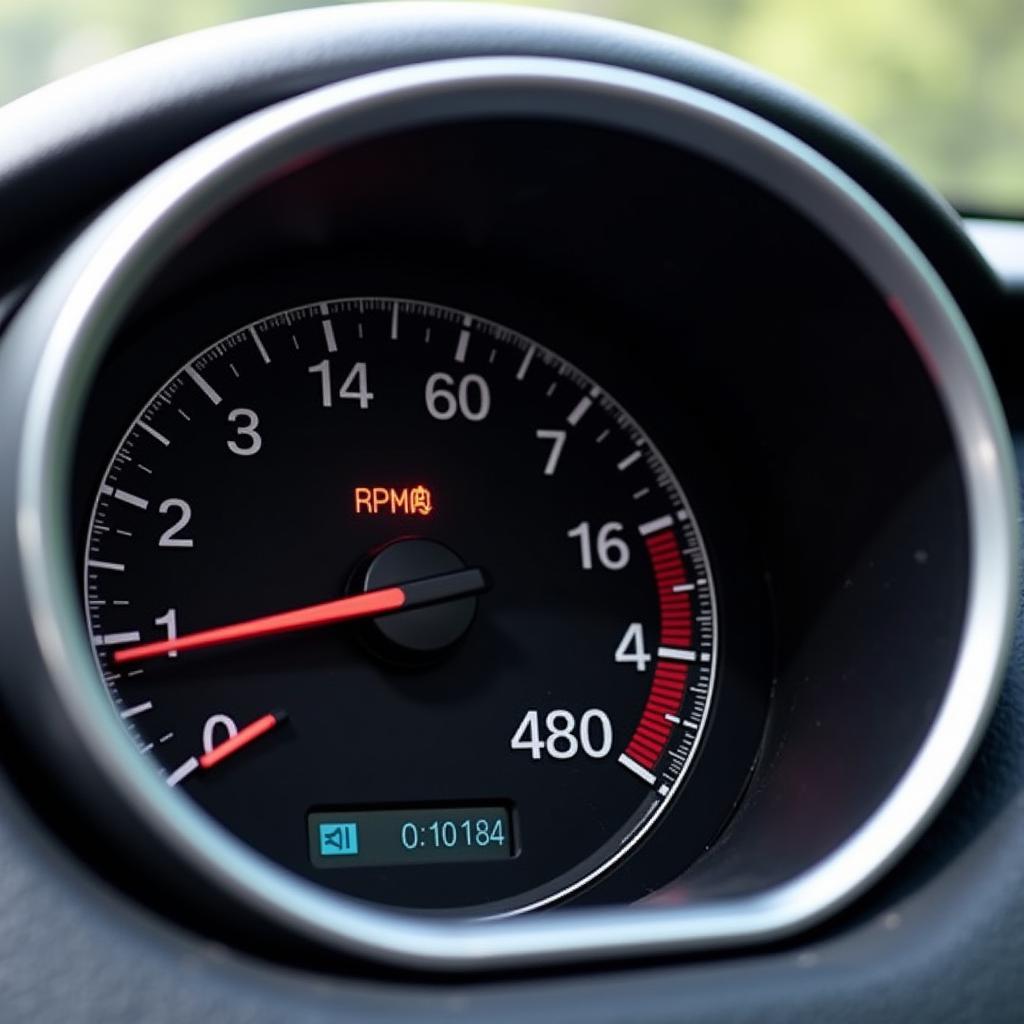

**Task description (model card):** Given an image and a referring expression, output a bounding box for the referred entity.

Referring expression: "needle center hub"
[356,538,479,663]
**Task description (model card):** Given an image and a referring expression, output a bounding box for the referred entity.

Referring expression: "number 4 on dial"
[615,622,651,672]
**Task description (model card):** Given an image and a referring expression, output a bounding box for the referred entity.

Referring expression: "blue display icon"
[318,822,359,857]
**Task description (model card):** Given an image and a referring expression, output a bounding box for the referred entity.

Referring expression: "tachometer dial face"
[83,298,717,914]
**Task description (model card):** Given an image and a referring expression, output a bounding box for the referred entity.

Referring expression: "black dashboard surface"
[0,615,1022,1023]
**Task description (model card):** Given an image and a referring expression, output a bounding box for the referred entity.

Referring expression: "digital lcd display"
[308,805,514,869]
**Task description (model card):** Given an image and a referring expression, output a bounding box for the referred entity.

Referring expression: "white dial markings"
[637,514,674,536]
[617,753,657,785]
[184,365,222,405]
[138,420,170,446]
[166,757,198,787]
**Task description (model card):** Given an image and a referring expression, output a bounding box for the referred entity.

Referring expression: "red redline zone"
[623,530,693,772]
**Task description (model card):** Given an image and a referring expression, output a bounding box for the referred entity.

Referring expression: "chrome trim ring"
[6,56,1018,969]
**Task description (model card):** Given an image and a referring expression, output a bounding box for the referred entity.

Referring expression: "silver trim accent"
[10,57,1018,970]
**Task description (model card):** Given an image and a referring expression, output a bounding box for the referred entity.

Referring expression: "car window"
[0,0,1020,214]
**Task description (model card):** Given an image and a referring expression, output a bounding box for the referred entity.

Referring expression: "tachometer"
[83,297,717,914]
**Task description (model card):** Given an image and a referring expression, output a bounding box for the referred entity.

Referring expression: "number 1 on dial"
[154,607,178,657]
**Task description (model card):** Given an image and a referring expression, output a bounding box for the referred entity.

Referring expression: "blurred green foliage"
[0,0,1020,212]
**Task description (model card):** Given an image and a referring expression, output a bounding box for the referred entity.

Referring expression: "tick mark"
[185,365,222,405]
[138,421,170,447]
[617,449,642,471]
[516,345,536,381]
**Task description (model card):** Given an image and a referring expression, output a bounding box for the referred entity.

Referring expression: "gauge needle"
[113,567,488,664]
[199,711,286,770]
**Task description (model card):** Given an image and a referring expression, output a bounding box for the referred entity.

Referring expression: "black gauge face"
[83,298,717,914]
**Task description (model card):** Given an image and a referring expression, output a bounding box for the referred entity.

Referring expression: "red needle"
[112,566,488,665]
[199,712,283,770]
[113,566,488,666]
[114,587,405,664]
